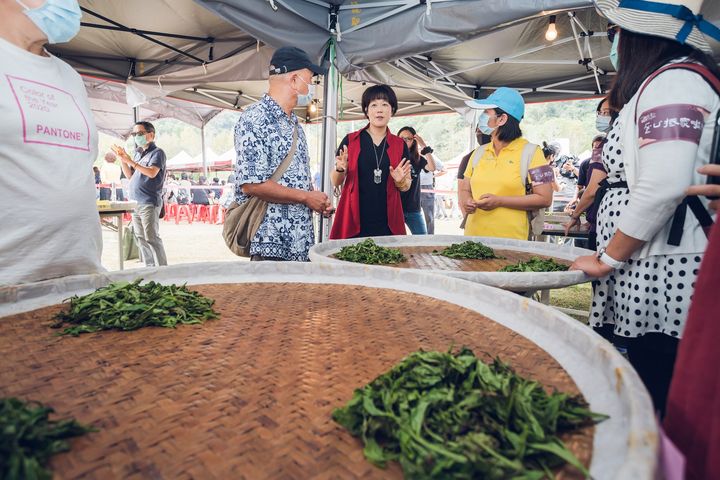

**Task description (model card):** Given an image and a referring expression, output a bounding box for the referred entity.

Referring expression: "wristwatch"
[596,247,624,269]
[420,146,433,155]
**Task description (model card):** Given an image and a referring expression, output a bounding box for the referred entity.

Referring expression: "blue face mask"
[134,134,148,148]
[476,112,496,136]
[295,77,315,107]
[596,115,611,132]
[16,0,82,45]
[609,34,620,70]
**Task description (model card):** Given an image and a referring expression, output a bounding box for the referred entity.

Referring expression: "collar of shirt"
[135,142,157,157]
[261,93,298,126]
[484,137,526,160]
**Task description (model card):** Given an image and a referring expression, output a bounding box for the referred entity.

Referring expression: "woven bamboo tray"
[0,263,658,479]
[309,235,592,292]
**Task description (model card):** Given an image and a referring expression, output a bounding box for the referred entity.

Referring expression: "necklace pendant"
[373,168,382,184]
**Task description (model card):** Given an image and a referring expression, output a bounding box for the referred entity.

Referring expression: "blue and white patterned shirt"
[233,94,314,261]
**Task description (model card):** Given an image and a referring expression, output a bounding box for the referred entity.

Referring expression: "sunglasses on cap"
[607,24,618,44]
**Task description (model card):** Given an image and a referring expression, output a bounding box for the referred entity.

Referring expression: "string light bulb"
[545,15,558,41]
[308,101,318,114]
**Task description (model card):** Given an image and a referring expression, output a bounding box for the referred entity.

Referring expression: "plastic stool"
[194,204,210,223]
[175,204,193,224]
[164,203,178,222]
[208,204,220,224]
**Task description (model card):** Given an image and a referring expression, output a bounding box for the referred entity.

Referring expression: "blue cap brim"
[464,99,499,110]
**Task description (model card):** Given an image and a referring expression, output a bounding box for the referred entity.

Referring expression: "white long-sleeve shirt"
[616,60,719,259]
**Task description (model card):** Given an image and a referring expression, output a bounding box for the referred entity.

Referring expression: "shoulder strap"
[470,144,487,170]
[520,142,538,188]
[635,63,720,118]
[270,127,297,182]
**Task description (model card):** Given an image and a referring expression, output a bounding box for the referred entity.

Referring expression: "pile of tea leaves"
[335,239,406,265]
[53,279,218,336]
[333,348,606,479]
[0,397,95,480]
[499,257,569,273]
[434,241,499,260]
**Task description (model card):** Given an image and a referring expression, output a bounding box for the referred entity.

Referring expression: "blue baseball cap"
[464,87,525,122]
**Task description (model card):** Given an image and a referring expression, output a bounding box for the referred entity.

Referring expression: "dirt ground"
[100,214,466,272]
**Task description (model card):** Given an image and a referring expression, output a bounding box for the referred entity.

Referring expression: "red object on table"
[664,221,720,480]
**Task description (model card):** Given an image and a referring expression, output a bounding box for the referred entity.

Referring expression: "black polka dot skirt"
[591,126,701,339]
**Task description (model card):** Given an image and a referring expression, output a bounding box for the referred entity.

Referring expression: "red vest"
[330,126,406,239]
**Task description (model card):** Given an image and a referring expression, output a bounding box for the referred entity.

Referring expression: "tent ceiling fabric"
[47,0,720,132]
[84,77,222,138]
[195,0,595,72]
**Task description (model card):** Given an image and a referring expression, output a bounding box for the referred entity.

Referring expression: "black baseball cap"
[269,47,327,76]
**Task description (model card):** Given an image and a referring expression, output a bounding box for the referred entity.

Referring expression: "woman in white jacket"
[572,0,720,415]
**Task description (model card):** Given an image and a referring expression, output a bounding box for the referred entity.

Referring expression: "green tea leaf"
[434,241,499,260]
[0,398,95,480]
[54,280,218,336]
[499,257,569,273]
[332,349,605,479]
[335,239,406,265]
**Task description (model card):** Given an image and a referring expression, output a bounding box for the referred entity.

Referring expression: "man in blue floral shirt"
[234,47,332,261]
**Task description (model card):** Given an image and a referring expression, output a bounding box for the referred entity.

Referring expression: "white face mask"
[295,76,315,106]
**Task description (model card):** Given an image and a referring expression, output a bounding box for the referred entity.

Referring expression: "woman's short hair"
[494,107,522,143]
[361,85,398,117]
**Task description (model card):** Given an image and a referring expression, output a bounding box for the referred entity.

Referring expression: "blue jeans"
[404,210,427,235]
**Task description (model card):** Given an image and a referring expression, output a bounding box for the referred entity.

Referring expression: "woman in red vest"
[330,85,411,239]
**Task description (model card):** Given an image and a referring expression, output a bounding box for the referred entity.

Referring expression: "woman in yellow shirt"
[459,87,553,240]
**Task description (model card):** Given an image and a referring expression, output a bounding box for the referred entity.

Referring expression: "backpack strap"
[635,62,720,118]
[520,142,538,190]
[470,143,487,171]
[634,62,719,245]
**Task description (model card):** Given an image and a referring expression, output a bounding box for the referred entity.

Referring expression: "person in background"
[564,97,619,249]
[0,0,103,285]
[100,151,123,201]
[571,0,719,415]
[457,126,491,183]
[177,173,192,205]
[191,175,211,206]
[210,177,222,201]
[418,140,446,234]
[459,87,553,239]
[93,166,101,185]
[233,46,331,261]
[541,141,562,193]
[397,126,436,234]
[112,121,168,267]
[330,85,411,239]
[566,112,610,215]
[164,174,179,204]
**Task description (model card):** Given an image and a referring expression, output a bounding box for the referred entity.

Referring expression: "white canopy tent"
[49,0,720,238]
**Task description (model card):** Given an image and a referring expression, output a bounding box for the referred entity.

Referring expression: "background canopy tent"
[49,0,720,236]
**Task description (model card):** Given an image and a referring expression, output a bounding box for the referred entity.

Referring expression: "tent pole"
[318,39,338,243]
[201,124,208,178]
[133,106,139,124]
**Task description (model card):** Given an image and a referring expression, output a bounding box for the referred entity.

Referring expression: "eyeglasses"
[130,131,148,137]
[400,137,414,142]
[607,25,618,44]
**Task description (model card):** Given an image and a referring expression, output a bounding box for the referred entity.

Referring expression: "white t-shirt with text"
[0,37,102,285]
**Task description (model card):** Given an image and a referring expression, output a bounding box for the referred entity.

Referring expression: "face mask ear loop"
[15,0,31,9]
